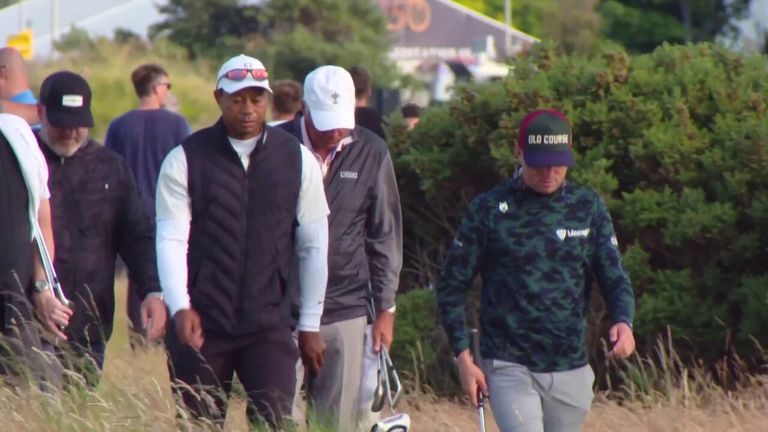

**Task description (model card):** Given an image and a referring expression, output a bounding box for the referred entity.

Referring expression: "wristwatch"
[33,280,50,293]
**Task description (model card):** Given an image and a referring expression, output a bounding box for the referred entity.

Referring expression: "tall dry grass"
[0,277,765,431]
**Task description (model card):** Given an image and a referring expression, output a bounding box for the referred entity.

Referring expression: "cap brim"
[523,149,575,168]
[217,78,272,94]
[47,109,94,129]
[308,108,355,131]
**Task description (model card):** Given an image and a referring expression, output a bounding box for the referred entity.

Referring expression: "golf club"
[33,218,71,307]
[367,296,411,432]
[470,328,486,432]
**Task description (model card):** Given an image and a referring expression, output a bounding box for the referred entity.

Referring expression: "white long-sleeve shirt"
[0,114,50,239]
[156,132,330,332]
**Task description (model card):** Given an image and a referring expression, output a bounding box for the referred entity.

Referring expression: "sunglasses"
[155,82,172,90]
[222,68,269,81]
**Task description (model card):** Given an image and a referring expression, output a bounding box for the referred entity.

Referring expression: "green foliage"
[151,0,396,85]
[54,25,96,53]
[599,0,751,53]
[390,42,768,364]
[150,0,264,62]
[262,0,395,84]
[392,288,459,393]
[31,39,220,140]
[455,0,602,54]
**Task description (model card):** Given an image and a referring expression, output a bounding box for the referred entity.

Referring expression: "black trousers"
[165,322,299,428]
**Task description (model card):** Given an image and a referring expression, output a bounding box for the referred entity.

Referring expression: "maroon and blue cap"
[517,109,574,168]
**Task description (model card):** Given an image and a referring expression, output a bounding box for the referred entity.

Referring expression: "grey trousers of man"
[482,360,594,432]
[294,315,367,431]
[356,324,381,428]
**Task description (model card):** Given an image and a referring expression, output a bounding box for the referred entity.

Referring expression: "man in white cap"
[156,54,330,428]
[279,65,402,431]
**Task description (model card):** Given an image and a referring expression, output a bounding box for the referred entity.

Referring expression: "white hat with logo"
[303,65,356,131]
[216,54,272,94]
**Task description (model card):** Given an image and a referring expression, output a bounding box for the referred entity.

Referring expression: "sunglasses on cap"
[222,68,269,81]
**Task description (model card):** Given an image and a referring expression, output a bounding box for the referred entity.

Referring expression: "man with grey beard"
[33,71,167,384]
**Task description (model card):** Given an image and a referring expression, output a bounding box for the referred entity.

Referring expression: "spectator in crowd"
[349,66,386,140]
[280,65,402,431]
[156,54,329,428]
[105,63,189,347]
[268,79,303,126]
[401,103,421,130]
[35,71,166,383]
[0,47,40,129]
[436,109,635,432]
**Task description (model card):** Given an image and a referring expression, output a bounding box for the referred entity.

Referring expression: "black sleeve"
[115,160,161,300]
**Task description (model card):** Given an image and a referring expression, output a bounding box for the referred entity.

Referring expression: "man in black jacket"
[34,71,166,379]
[280,65,402,431]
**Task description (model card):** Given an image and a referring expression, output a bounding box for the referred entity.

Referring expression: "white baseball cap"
[303,65,356,131]
[216,54,272,94]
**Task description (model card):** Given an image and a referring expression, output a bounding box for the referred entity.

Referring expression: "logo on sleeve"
[498,201,509,213]
[556,228,590,241]
[610,235,619,247]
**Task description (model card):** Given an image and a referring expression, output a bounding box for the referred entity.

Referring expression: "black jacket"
[279,117,402,324]
[38,135,160,345]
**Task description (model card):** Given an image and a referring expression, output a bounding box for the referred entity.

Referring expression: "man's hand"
[298,331,326,376]
[173,308,204,350]
[372,309,395,352]
[140,295,167,342]
[31,290,73,341]
[608,321,635,359]
[456,349,488,408]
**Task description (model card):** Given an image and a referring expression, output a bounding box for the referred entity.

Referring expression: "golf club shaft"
[470,328,487,432]
[33,219,71,306]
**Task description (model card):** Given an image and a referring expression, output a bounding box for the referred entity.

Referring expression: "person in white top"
[0,113,71,378]
[155,54,329,428]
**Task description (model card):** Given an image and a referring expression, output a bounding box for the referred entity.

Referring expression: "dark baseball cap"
[517,109,574,168]
[39,71,94,128]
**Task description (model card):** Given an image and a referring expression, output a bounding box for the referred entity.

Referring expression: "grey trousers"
[356,324,381,428]
[482,360,594,432]
[296,315,367,431]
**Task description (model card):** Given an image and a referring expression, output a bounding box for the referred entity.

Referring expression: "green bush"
[390,42,768,366]
[392,288,460,394]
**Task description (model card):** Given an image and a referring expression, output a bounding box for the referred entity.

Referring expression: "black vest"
[183,120,302,335]
[0,134,33,294]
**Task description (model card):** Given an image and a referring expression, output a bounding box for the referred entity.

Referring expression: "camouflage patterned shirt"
[436,172,635,372]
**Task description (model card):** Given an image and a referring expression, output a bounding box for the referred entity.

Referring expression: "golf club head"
[381,347,403,408]
[369,413,411,432]
[372,350,386,412]
[371,368,386,412]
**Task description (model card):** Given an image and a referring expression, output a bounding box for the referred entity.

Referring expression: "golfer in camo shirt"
[436,109,636,432]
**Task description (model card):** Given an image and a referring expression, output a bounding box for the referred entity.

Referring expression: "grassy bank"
[0,277,765,431]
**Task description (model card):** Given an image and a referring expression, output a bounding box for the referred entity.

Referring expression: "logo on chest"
[556,228,590,241]
[340,171,358,179]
